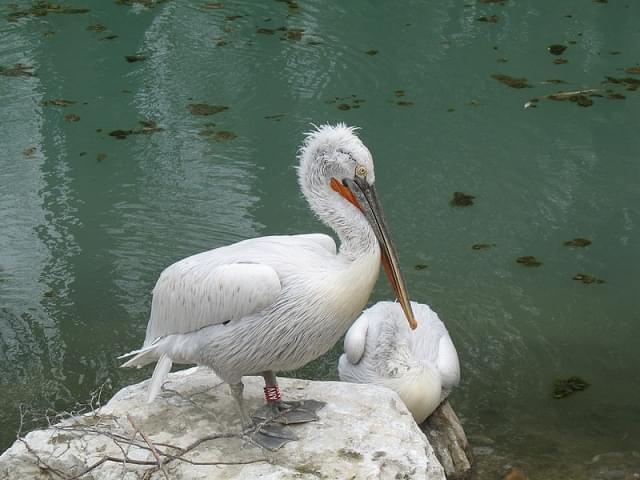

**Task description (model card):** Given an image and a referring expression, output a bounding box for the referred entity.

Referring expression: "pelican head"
[298,124,417,330]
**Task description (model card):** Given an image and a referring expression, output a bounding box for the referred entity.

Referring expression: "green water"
[1,1,639,477]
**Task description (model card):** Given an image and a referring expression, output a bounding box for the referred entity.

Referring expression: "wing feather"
[144,262,281,345]
[293,233,337,255]
[342,311,371,365]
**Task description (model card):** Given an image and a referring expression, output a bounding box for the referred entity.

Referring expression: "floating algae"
[477,15,499,23]
[0,64,36,77]
[491,74,531,89]
[552,376,589,399]
[451,192,475,207]
[547,44,567,55]
[516,256,542,267]
[564,238,591,247]
[109,120,164,139]
[472,244,495,251]
[573,273,605,285]
[188,103,229,116]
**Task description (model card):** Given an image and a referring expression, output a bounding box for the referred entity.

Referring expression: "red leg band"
[264,385,281,402]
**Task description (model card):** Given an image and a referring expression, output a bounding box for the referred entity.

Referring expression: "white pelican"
[120,124,416,449]
[338,301,460,424]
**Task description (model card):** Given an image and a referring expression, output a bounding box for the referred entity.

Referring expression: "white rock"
[0,367,446,479]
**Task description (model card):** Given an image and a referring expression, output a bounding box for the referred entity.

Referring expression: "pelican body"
[120,124,416,448]
[338,301,460,424]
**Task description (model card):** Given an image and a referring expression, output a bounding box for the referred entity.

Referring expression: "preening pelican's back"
[338,301,461,421]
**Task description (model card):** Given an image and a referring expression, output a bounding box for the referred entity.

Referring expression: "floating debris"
[603,76,640,91]
[564,238,591,247]
[23,147,37,158]
[198,124,236,141]
[607,92,626,100]
[496,58,508,63]
[225,14,243,20]
[116,0,170,6]
[203,2,223,8]
[257,27,276,34]
[284,28,304,41]
[365,49,379,56]
[96,153,107,162]
[472,243,495,251]
[188,103,229,116]
[42,99,75,107]
[125,55,146,63]
[491,74,531,89]
[64,113,80,122]
[7,2,89,21]
[593,0,608,3]
[108,120,164,139]
[414,264,428,271]
[87,24,106,32]
[525,89,600,109]
[552,93,593,107]
[477,15,499,23]
[109,130,132,139]
[138,120,162,132]
[396,100,413,106]
[542,79,567,85]
[480,0,506,3]
[548,44,567,55]
[553,58,569,65]
[0,64,35,77]
[255,25,304,41]
[394,90,405,97]
[102,34,118,40]
[451,192,474,207]
[326,95,364,111]
[214,130,236,141]
[264,113,287,121]
[552,376,590,399]
[275,0,300,14]
[516,256,542,267]
[573,273,604,284]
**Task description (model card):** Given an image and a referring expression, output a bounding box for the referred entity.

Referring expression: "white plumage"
[119,124,416,444]
[338,301,460,424]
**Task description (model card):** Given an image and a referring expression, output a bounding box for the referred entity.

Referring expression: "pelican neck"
[315,189,379,262]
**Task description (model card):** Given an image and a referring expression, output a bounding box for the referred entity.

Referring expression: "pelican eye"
[355,164,367,177]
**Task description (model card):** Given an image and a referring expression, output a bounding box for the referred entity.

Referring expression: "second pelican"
[338,301,460,423]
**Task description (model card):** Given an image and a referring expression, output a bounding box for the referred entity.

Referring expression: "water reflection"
[0,1,264,450]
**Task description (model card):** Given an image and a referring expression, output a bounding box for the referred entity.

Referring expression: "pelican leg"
[253,371,326,425]
[230,381,297,450]
[229,382,252,428]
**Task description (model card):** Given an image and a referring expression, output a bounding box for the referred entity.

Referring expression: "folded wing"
[144,262,282,345]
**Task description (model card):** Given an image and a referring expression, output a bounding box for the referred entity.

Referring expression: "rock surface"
[420,401,474,480]
[0,367,446,479]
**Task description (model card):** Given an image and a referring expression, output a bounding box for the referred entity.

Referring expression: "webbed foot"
[247,419,298,450]
[253,399,326,425]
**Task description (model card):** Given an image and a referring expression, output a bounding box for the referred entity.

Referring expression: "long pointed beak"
[342,177,417,330]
